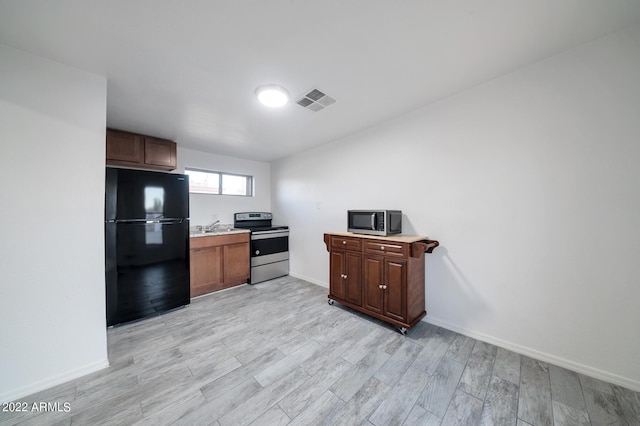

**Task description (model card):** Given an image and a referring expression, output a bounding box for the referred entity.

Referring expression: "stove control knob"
[255,250,260,255]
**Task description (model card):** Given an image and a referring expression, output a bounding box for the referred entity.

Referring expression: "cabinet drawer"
[331,236,362,251]
[365,241,406,257]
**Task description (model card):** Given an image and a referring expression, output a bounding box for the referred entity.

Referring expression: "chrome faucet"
[203,220,220,232]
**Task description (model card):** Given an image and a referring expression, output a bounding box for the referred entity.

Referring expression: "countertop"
[325,231,431,244]
[190,228,250,238]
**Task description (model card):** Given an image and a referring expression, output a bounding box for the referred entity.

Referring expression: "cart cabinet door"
[384,259,407,322]
[330,250,346,301]
[345,251,363,306]
[363,256,384,314]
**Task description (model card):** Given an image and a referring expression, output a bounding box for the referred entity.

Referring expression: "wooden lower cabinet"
[190,245,223,297]
[190,232,250,298]
[363,256,407,323]
[324,232,439,333]
[223,242,251,285]
[330,249,362,306]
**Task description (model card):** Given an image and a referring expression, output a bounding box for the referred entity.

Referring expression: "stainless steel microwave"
[348,210,402,236]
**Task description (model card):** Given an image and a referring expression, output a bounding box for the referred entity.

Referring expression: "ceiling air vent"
[295,88,336,112]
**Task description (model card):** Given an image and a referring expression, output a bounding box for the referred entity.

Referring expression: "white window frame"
[185,167,253,197]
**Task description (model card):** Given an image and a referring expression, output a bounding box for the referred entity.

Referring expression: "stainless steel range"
[234,212,289,284]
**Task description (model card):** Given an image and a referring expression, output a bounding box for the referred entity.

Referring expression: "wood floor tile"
[247,405,290,426]
[254,341,322,387]
[217,367,309,426]
[457,340,497,400]
[368,366,430,426]
[301,337,356,377]
[330,349,391,402]
[322,377,390,425]
[0,384,76,426]
[175,378,261,424]
[552,400,590,426]
[411,326,456,375]
[440,389,483,426]
[68,375,140,416]
[71,387,144,426]
[480,375,519,425]
[4,278,639,426]
[402,405,441,426]
[417,356,465,418]
[199,348,285,401]
[578,373,614,395]
[443,333,476,365]
[133,389,205,426]
[340,327,390,364]
[233,328,301,365]
[549,364,587,411]
[612,384,640,424]
[373,340,423,387]
[287,390,343,426]
[518,357,553,425]
[278,358,351,419]
[583,385,627,425]
[493,346,521,385]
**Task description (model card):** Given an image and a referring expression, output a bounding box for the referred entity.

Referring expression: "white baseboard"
[0,358,110,404]
[424,315,640,392]
[289,272,328,288]
[289,275,640,391]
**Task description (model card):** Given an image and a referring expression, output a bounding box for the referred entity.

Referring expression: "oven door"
[251,230,289,266]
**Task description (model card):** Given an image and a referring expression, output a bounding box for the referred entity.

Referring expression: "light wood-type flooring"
[2,276,639,425]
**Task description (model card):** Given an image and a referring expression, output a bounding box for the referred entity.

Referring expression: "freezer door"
[105,167,189,221]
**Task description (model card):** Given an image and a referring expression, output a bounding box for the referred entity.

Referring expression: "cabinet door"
[106,130,143,165]
[144,137,177,170]
[363,256,384,314]
[344,251,362,306]
[329,250,346,301]
[189,246,223,297]
[223,242,250,286]
[384,259,407,322]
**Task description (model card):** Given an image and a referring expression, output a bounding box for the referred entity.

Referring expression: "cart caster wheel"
[328,299,335,306]
[399,327,408,335]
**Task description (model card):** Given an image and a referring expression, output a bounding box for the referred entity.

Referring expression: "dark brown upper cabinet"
[106,129,177,171]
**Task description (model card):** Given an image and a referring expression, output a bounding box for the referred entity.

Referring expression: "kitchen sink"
[190,227,248,237]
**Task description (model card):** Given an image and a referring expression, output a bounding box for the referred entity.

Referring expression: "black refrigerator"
[105,168,190,327]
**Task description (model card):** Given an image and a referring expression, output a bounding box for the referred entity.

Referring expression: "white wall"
[178,147,271,226]
[0,45,108,402]
[272,24,640,390]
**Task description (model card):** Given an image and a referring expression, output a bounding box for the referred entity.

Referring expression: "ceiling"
[2,1,640,162]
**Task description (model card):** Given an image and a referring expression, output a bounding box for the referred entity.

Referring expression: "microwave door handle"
[371,213,376,230]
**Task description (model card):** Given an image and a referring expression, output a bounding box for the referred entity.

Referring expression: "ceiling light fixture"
[255,84,290,108]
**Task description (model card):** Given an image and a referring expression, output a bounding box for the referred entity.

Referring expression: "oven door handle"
[371,213,376,230]
[251,231,289,240]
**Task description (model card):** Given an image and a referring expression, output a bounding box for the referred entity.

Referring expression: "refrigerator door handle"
[112,218,185,224]
[151,218,184,224]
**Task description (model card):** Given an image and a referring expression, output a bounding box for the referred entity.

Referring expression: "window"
[185,168,253,196]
